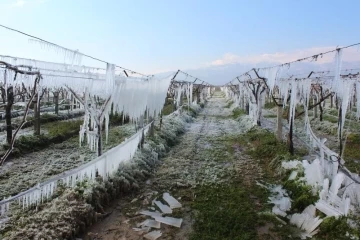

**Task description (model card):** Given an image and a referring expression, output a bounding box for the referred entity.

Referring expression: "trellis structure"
[0,55,212,221]
[222,46,360,237]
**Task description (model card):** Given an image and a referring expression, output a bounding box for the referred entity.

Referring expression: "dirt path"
[82,92,264,240]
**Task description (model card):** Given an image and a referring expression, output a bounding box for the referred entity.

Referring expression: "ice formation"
[163,193,182,209]
[221,48,360,237]
[289,205,323,239]
[0,123,152,217]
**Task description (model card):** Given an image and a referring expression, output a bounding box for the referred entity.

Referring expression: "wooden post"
[313,98,318,118]
[196,89,201,104]
[288,117,294,155]
[33,95,41,136]
[70,94,74,111]
[160,113,163,129]
[97,119,102,156]
[338,106,343,156]
[6,87,14,144]
[276,100,283,141]
[149,117,155,137]
[1,87,6,104]
[330,95,333,108]
[319,100,323,121]
[335,96,339,110]
[54,91,59,115]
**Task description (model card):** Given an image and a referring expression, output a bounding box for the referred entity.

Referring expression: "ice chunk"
[290,205,323,238]
[315,200,342,217]
[303,159,323,190]
[138,219,161,229]
[154,200,172,214]
[329,172,345,201]
[343,197,351,216]
[272,206,287,217]
[133,226,150,233]
[139,210,163,218]
[153,216,183,228]
[288,171,298,180]
[144,230,162,240]
[282,160,302,170]
[163,193,182,209]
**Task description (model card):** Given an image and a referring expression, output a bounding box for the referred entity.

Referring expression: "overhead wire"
[226,42,360,85]
[0,24,149,77]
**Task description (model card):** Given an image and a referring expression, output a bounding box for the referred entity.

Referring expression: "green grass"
[46,120,83,137]
[241,128,289,161]
[232,107,245,119]
[263,114,277,118]
[264,102,276,109]
[190,180,267,240]
[343,133,360,174]
[283,179,319,212]
[109,111,129,126]
[315,216,360,240]
[323,114,338,123]
[162,103,175,116]
[1,120,83,155]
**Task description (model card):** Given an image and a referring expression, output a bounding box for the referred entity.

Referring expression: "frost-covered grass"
[232,107,245,119]
[224,100,234,108]
[0,123,135,200]
[0,107,196,239]
[264,101,277,109]
[244,127,360,239]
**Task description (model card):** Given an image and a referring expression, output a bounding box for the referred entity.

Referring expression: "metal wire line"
[0,24,149,77]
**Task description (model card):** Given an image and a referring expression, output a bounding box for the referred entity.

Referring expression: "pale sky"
[0,0,359,84]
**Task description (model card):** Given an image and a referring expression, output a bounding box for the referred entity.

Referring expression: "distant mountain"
[180,60,360,86]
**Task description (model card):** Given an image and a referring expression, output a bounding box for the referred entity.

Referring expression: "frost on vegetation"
[237,114,256,130]
[2,189,95,240]
[257,182,291,217]
[0,123,150,218]
[222,46,360,238]
[282,160,302,170]
[302,159,324,193]
[0,109,194,238]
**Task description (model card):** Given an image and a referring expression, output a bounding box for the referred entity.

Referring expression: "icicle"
[303,158,324,192]
[329,172,345,201]
[106,63,115,95]
[289,79,297,126]
[28,39,83,65]
[105,113,109,144]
